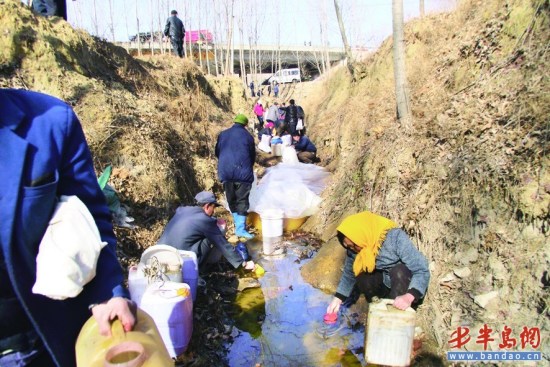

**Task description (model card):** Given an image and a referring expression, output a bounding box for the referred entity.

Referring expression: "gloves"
[327,297,343,314]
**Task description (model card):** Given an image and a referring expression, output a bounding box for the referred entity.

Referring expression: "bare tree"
[237,1,246,85]
[211,0,221,76]
[107,0,116,42]
[198,0,204,69]
[223,0,235,76]
[204,1,211,74]
[420,0,425,18]
[334,0,355,79]
[91,0,99,37]
[392,0,412,127]
[319,0,331,74]
[136,1,142,56]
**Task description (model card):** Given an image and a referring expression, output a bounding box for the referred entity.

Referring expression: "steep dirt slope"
[0,0,248,258]
[301,0,549,359]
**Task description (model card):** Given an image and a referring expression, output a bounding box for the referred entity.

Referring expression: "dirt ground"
[1,0,548,365]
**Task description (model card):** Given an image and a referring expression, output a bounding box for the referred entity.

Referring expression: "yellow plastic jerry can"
[75,308,174,367]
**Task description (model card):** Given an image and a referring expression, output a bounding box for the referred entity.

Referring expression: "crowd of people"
[252,97,318,164]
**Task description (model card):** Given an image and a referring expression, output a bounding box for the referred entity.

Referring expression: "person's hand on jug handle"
[393,293,415,310]
[243,260,257,271]
[91,297,137,336]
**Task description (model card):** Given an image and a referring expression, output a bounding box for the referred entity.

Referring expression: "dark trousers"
[297,151,316,164]
[256,115,264,130]
[288,122,297,136]
[356,264,412,302]
[223,182,252,216]
[171,38,184,57]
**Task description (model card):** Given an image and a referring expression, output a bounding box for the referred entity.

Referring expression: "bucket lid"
[141,244,182,268]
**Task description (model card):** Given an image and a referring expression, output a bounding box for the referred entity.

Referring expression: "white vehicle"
[269,68,301,84]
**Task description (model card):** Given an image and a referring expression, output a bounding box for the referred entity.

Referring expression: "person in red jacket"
[253,102,265,131]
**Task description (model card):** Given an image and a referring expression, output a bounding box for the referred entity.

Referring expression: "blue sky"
[61,0,456,49]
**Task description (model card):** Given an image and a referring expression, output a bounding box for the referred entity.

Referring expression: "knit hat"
[265,122,274,128]
[234,114,249,125]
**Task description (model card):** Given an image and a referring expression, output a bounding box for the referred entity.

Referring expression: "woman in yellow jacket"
[327,211,430,314]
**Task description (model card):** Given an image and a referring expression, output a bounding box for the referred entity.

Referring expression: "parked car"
[266,68,301,84]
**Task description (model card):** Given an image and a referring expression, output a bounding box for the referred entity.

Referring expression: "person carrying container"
[0,89,136,367]
[157,191,257,271]
[215,114,256,239]
[327,211,430,314]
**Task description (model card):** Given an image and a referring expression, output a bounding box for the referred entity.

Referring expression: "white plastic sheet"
[249,163,330,218]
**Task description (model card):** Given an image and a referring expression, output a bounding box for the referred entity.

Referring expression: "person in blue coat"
[157,191,257,271]
[292,133,318,164]
[0,89,135,367]
[215,114,256,239]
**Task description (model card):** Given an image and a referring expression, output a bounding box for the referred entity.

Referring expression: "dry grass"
[303,0,549,358]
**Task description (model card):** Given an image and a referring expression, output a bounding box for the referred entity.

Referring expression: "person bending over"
[157,191,257,271]
[327,211,430,315]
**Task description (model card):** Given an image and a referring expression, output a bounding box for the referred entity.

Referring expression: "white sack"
[32,195,107,300]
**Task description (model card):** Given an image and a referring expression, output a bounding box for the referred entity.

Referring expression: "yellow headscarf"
[336,211,397,276]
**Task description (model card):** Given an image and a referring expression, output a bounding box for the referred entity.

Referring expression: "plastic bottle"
[75,308,174,367]
[236,242,251,261]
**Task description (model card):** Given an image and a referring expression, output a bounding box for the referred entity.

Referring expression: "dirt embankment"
[301,0,549,360]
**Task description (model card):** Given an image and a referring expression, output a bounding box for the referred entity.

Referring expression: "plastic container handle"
[104,341,147,367]
[380,298,415,312]
[111,318,125,339]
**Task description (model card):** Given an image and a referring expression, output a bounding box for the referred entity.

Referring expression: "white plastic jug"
[140,282,193,358]
[365,299,416,367]
[260,209,284,256]
[179,250,198,302]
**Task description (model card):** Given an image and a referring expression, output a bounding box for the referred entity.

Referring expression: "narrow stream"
[226,239,365,367]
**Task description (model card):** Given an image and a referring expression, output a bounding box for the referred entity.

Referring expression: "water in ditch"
[225,238,366,367]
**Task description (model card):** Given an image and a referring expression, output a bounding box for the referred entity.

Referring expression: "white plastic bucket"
[140,282,193,358]
[179,250,198,302]
[260,209,284,256]
[141,245,183,283]
[271,144,282,156]
[260,209,283,238]
[365,299,416,367]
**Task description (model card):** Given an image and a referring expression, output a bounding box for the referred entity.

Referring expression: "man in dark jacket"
[283,99,305,136]
[215,114,256,239]
[292,133,317,163]
[157,191,257,271]
[164,10,185,58]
